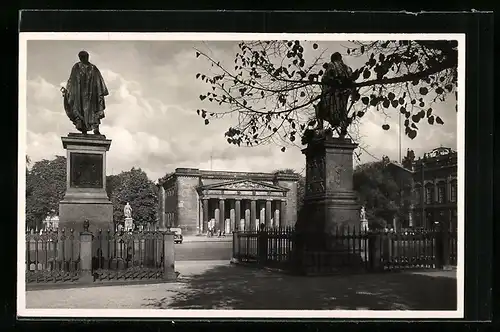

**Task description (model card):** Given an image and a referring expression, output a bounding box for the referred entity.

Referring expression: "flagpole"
[399,110,402,163]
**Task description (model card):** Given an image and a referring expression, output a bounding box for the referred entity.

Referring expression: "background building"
[388,147,458,230]
[157,168,299,235]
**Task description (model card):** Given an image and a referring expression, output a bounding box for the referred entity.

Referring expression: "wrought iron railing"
[93,229,165,281]
[25,226,176,287]
[232,226,458,274]
[25,228,80,284]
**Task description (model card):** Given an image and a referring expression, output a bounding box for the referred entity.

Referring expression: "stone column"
[250,199,257,231]
[202,198,209,232]
[235,199,241,231]
[163,232,176,280]
[274,200,281,227]
[229,200,236,232]
[79,230,93,284]
[266,199,272,227]
[214,206,220,231]
[445,176,451,203]
[281,199,287,227]
[219,198,225,233]
[259,201,266,228]
[244,200,251,231]
[198,199,203,233]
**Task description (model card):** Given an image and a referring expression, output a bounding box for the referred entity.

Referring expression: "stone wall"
[175,175,200,235]
[162,176,177,229]
[277,180,298,226]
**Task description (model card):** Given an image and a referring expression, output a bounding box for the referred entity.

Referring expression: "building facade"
[388,147,458,230]
[157,168,300,235]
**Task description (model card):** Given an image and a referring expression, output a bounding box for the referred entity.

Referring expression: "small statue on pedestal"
[124,202,132,219]
[360,206,369,232]
[123,202,133,231]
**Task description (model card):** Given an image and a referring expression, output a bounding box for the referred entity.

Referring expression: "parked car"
[170,228,183,244]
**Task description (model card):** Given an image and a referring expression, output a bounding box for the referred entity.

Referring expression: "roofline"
[387,162,415,174]
[197,178,290,192]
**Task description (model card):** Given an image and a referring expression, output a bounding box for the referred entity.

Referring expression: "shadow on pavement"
[145,264,457,310]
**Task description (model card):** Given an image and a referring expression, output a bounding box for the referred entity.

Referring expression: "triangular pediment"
[200,179,288,192]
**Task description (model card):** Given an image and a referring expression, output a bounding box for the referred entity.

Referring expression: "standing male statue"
[61,50,109,135]
[315,52,355,139]
[360,206,366,221]
[124,202,133,219]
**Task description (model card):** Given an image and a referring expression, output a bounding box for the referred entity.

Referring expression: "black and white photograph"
[18,32,464,319]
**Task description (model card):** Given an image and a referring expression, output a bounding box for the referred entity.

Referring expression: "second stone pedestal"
[293,133,362,273]
[124,217,134,231]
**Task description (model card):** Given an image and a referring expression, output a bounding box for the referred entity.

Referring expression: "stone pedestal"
[361,219,369,232]
[295,134,360,250]
[58,133,113,234]
[124,217,134,231]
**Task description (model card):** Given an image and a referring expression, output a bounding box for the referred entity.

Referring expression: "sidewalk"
[25,261,457,311]
[182,235,232,243]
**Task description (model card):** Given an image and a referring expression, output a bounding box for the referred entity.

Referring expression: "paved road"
[25,260,457,311]
[174,240,232,261]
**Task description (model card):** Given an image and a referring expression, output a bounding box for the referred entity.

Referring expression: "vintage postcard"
[18,32,465,319]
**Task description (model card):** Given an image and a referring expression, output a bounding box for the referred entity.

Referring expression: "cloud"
[24,39,458,181]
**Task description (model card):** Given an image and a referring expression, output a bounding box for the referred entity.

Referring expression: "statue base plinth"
[296,136,360,236]
[58,133,113,234]
[292,135,363,274]
[124,218,134,231]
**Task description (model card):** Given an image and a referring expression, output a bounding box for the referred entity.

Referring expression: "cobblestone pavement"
[25,261,457,311]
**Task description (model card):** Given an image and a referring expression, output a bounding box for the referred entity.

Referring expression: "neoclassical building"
[388,147,458,230]
[157,168,300,235]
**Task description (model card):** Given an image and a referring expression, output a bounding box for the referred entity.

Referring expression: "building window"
[414,185,421,203]
[425,184,433,205]
[437,182,446,203]
[450,180,457,202]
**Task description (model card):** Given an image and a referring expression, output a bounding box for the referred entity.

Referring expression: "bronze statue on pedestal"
[61,50,109,135]
[314,52,356,139]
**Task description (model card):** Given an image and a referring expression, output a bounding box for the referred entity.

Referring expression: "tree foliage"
[194,40,458,150]
[25,156,159,230]
[107,167,158,226]
[25,155,66,230]
[353,159,413,229]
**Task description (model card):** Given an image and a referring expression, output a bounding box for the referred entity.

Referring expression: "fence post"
[257,230,268,265]
[79,227,94,284]
[231,231,240,264]
[368,233,384,272]
[163,232,177,280]
[436,225,451,270]
[434,227,444,269]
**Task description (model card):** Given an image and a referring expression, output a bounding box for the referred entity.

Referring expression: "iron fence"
[25,228,80,284]
[93,229,165,281]
[25,226,176,287]
[232,226,458,274]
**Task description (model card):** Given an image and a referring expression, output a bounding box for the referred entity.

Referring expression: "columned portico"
[196,179,290,234]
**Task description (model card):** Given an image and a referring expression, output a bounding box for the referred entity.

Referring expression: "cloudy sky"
[23,37,458,181]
